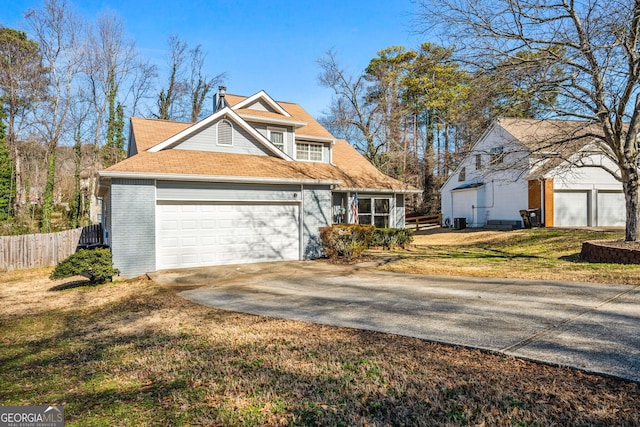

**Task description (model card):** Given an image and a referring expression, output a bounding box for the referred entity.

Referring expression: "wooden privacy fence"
[0,228,83,272]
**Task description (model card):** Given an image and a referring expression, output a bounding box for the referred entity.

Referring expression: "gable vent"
[218,119,233,146]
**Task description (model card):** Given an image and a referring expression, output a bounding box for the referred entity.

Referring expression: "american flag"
[351,192,359,224]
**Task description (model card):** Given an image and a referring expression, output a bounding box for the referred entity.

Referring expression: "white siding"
[441,123,627,228]
[441,124,530,227]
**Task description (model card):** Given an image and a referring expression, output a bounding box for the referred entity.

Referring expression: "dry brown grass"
[1,267,638,426]
[378,228,640,285]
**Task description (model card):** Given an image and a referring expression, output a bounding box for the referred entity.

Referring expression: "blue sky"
[3,0,424,118]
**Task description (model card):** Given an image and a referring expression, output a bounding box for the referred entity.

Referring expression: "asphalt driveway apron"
[149,260,640,383]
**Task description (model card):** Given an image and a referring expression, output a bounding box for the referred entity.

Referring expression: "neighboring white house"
[440,118,627,229]
[98,88,419,277]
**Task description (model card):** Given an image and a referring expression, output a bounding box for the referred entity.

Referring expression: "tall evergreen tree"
[0,105,14,221]
[101,77,126,167]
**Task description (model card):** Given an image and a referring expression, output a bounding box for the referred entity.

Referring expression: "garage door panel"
[161,219,178,230]
[597,191,625,226]
[201,219,216,229]
[157,202,300,270]
[554,191,589,227]
[182,220,197,230]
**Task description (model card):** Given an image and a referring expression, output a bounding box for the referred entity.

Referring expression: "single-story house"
[441,117,628,229]
[99,88,418,277]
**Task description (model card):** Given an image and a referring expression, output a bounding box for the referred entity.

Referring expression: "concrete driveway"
[149,260,640,383]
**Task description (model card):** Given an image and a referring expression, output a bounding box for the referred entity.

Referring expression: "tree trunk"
[41,146,56,233]
[71,136,81,228]
[622,166,639,242]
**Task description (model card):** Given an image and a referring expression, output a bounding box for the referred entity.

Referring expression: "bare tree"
[127,58,157,117]
[81,11,157,219]
[0,27,48,212]
[83,11,136,153]
[416,0,640,241]
[187,45,225,122]
[156,34,187,120]
[25,0,84,233]
[317,50,384,164]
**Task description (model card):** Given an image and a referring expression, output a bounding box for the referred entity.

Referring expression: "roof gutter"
[236,113,307,128]
[338,187,422,194]
[295,134,335,143]
[98,170,342,186]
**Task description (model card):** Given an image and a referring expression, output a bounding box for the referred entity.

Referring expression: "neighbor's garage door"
[554,191,589,226]
[156,201,300,270]
[597,191,625,226]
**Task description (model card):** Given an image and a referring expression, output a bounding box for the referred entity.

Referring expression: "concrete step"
[487,219,523,227]
[485,219,523,230]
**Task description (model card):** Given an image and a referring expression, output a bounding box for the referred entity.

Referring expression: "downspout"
[300,184,304,260]
[450,191,454,228]
[540,178,545,226]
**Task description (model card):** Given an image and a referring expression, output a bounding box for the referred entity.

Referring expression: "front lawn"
[378,228,640,285]
[1,267,638,426]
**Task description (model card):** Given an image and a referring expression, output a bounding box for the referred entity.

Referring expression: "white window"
[267,127,286,151]
[358,197,390,228]
[476,154,482,170]
[458,167,466,182]
[296,142,323,161]
[217,120,233,146]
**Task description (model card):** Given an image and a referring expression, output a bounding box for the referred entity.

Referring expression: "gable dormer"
[135,89,337,164]
[232,90,291,117]
[226,90,336,164]
[146,107,293,161]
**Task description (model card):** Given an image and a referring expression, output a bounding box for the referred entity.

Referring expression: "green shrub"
[50,248,119,284]
[319,224,374,261]
[371,228,414,249]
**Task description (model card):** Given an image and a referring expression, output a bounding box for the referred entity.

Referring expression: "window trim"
[357,196,391,228]
[295,142,323,162]
[458,166,466,182]
[267,126,286,151]
[217,119,234,146]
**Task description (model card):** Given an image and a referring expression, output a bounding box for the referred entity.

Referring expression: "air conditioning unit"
[453,217,467,230]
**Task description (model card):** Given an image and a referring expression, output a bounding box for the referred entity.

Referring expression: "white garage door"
[597,191,625,226]
[451,189,477,224]
[157,201,300,270]
[554,191,589,226]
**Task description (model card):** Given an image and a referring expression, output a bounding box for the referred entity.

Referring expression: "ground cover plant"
[379,228,640,285]
[1,264,638,426]
[50,248,119,284]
